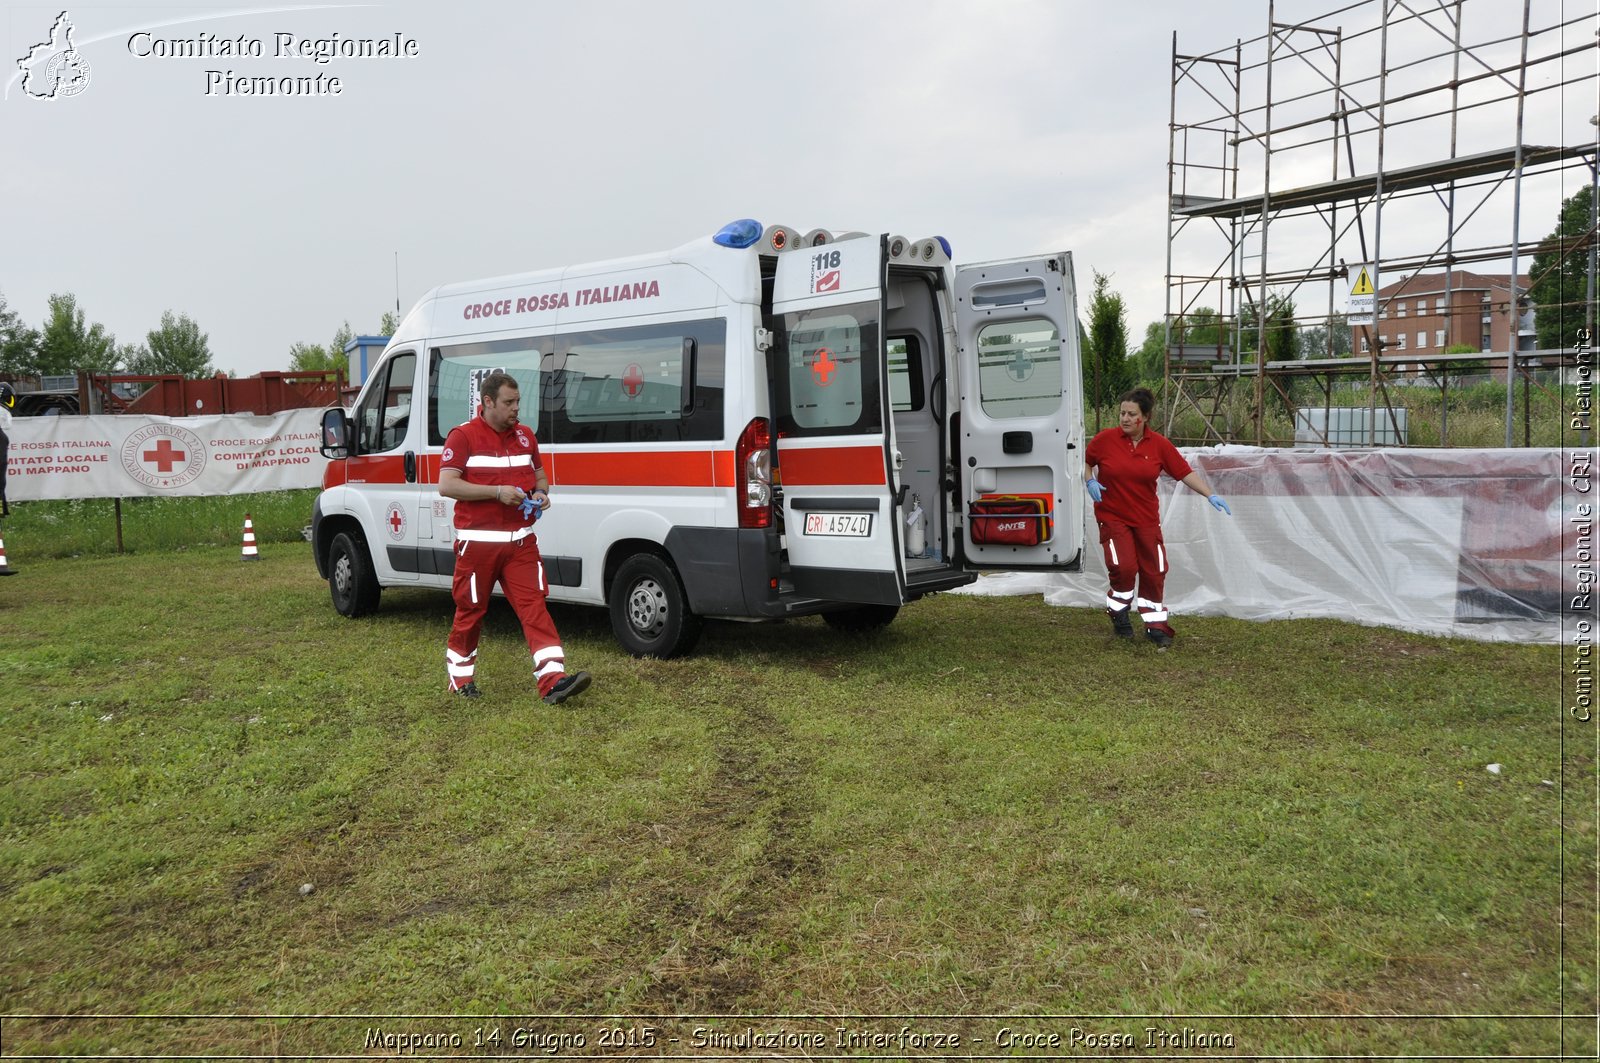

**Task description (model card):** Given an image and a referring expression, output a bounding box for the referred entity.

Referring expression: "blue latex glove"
[519,494,544,521]
[1208,494,1231,515]
[1086,477,1105,504]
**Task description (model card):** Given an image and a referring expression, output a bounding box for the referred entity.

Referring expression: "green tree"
[1239,292,1298,362]
[1081,270,1133,409]
[1299,312,1352,359]
[379,310,401,336]
[117,342,150,371]
[0,289,40,376]
[1528,184,1595,350]
[1172,306,1224,349]
[288,320,355,377]
[1132,320,1166,384]
[331,321,355,362]
[133,310,214,378]
[37,293,119,375]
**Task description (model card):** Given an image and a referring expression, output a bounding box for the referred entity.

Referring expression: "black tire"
[821,603,900,633]
[609,552,702,658]
[328,531,381,618]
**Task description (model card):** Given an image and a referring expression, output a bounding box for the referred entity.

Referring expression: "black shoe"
[1108,608,1134,639]
[1144,627,1173,649]
[452,681,482,699]
[543,671,592,705]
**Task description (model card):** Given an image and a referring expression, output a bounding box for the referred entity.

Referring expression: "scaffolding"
[1165,0,1598,446]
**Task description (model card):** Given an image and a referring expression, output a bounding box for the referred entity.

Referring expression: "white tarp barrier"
[960,446,1592,645]
[4,410,330,500]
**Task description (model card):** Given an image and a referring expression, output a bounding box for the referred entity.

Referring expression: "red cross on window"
[621,363,644,398]
[811,347,837,387]
[388,509,404,534]
[143,438,186,472]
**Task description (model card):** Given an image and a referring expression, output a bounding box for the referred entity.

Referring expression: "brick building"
[1359,270,1536,370]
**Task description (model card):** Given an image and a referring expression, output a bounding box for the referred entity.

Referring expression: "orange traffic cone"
[240,513,260,561]
[0,533,14,575]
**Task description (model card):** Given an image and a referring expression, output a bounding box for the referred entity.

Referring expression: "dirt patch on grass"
[630,686,823,1011]
[230,818,366,900]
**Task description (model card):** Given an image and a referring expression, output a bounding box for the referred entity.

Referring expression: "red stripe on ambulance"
[777,445,886,486]
[546,450,737,489]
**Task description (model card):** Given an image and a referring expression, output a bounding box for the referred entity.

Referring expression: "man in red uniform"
[438,371,592,704]
[1083,387,1231,647]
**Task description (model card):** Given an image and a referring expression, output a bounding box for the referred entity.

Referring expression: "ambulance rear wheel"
[821,604,900,632]
[610,553,702,658]
[329,531,381,618]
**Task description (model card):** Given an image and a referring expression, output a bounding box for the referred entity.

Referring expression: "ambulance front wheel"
[610,552,703,658]
[328,531,381,618]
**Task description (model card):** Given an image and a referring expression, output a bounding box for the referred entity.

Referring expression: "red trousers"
[1097,518,1174,634]
[446,535,569,697]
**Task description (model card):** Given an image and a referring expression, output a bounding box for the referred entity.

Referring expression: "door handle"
[404,451,417,483]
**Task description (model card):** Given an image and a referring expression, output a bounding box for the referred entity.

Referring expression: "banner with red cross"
[4,409,329,502]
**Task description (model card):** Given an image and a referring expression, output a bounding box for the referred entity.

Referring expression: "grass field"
[0,490,319,561]
[0,540,1592,1058]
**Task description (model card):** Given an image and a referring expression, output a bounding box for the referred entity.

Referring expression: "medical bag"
[968,494,1053,546]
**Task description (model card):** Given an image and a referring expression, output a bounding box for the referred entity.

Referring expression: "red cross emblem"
[143,438,186,472]
[811,347,837,387]
[621,363,644,399]
[385,502,406,540]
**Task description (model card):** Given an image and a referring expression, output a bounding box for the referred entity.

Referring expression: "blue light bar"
[713,218,763,249]
[935,235,952,259]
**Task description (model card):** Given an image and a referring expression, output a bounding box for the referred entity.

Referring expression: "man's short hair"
[480,371,519,403]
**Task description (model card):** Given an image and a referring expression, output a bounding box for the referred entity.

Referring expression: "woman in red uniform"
[1083,387,1230,647]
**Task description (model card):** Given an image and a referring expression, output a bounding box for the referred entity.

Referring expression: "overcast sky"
[3,0,1595,378]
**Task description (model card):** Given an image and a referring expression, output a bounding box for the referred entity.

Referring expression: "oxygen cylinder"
[905,494,927,558]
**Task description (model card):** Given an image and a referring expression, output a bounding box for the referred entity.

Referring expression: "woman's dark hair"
[1119,387,1155,417]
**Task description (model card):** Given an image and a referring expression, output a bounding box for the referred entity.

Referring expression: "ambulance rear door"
[953,253,1085,570]
[769,235,905,606]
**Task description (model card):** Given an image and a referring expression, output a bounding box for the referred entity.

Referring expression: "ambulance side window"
[354,351,416,454]
[564,336,690,424]
[428,339,548,446]
[975,320,1062,418]
[547,318,726,445]
[772,302,881,437]
[887,336,924,413]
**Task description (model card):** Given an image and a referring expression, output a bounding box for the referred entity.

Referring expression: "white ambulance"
[313,220,1086,657]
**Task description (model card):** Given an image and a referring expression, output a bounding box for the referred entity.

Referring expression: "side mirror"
[320,407,351,459]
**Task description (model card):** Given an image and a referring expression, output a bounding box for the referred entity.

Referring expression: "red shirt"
[1084,426,1193,527]
[441,414,544,533]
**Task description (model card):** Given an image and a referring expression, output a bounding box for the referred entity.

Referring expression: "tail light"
[736,417,772,529]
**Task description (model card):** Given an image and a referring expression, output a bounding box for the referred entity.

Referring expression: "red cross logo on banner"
[621,363,644,398]
[143,438,186,472]
[811,348,838,387]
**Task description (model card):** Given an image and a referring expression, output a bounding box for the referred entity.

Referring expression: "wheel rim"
[625,577,668,638]
[333,552,352,599]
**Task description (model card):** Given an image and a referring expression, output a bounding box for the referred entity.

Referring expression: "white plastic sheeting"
[958,446,1590,644]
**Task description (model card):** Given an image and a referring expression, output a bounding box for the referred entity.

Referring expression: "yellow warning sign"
[1347,264,1377,324]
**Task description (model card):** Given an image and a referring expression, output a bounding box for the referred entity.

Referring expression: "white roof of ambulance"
[391,233,766,346]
